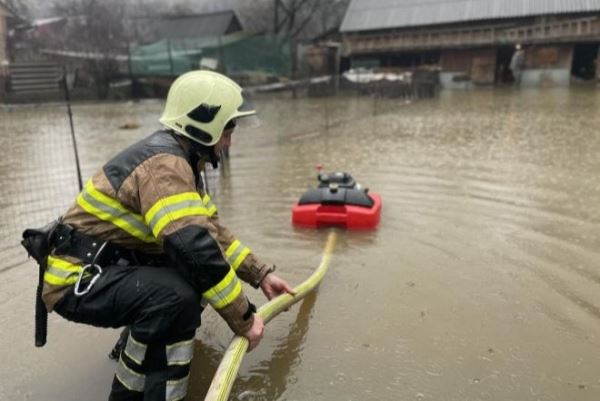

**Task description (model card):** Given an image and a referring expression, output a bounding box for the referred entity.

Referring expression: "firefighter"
[38,70,294,401]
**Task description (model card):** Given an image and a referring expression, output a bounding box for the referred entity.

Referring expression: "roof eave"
[341,10,597,33]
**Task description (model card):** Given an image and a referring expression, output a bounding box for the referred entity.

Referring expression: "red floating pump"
[292,171,381,230]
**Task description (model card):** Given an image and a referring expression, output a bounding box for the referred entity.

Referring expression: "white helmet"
[159,70,256,146]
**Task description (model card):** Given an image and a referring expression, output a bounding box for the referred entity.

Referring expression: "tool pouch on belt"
[21,219,60,347]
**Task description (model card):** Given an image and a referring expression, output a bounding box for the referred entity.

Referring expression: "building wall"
[343,13,599,89]
[438,45,573,88]
[526,45,573,69]
[440,49,496,89]
[521,45,573,87]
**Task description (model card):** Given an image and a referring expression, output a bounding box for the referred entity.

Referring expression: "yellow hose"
[203,230,338,401]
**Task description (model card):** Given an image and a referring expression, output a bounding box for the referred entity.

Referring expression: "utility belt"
[52,223,166,268]
[52,223,168,295]
[22,220,167,347]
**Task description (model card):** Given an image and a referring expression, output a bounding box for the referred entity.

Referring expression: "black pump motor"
[298,171,373,207]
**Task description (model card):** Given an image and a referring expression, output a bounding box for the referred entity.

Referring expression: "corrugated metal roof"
[341,0,600,32]
[158,11,239,39]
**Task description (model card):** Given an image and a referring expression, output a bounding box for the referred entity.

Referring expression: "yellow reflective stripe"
[47,256,81,271]
[231,247,251,271]
[202,194,218,216]
[116,358,145,392]
[150,206,211,237]
[202,268,242,310]
[144,192,210,237]
[166,375,189,401]
[225,240,241,259]
[44,270,79,286]
[77,180,156,243]
[225,240,251,271]
[44,268,78,286]
[124,334,147,366]
[145,192,202,223]
[44,256,83,286]
[166,339,194,366]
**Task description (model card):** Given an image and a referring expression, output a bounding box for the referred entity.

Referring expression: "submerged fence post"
[217,35,227,75]
[167,39,174,76]
[61,67,83,192]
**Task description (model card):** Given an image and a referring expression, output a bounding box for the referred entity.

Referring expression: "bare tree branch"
[291,0,321,38]
[35,0,131,98]
[2,0,29,18]
[278,0,291,15]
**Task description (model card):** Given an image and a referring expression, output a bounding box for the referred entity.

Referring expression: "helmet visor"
[234,114,261,129]
[238,91,256,113]
[232,91,261,129]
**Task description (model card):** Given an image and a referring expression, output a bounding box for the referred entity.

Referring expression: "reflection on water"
[1,88,600,400]
[187,292,318,401]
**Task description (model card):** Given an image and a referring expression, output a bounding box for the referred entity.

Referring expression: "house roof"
[341,0,600,32]
[158,10,241,39]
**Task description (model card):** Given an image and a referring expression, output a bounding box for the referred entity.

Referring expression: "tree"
[41,0,129,98]
[2,0,30,19]
[270,0,349,39]
[263,0,348,79]
[273,0,319,39]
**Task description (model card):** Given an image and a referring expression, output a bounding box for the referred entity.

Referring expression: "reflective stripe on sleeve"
[225,240,251,271]
[166,375,189,401]
[201,268,242,310]
[44,256,83,286]
[202,194,218,217]
[77,180,156,243]
[166,339,194,366]
[124,334,147,366]
[144,192,210,237]
[115,358,145,392]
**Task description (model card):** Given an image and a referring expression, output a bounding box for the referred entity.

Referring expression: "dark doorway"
[571,43,599,81]
[340,56,351,73]
[496,46,516,84]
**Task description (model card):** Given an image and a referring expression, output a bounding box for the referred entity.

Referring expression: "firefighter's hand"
[260,273,296,301]
[244,314,264,352]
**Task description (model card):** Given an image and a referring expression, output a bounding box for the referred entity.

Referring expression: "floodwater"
[1,87,600,401]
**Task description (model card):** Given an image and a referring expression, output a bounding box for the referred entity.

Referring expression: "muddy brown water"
[1,88,599,401]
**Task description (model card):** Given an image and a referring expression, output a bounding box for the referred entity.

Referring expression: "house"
[0,1,27,100]
[341,0,600,87]
[0,1,15,72]
[131,10,293,82]
[130,10,249,76]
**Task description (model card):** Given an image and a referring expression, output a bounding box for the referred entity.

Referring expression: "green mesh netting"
[130,34,292,77]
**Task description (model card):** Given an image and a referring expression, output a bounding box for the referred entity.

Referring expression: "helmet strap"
[190,141,219,169]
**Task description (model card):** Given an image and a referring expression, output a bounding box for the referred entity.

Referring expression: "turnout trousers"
[55,265,202,401]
